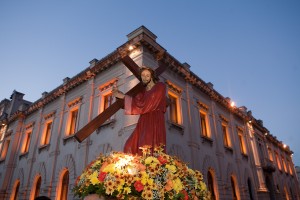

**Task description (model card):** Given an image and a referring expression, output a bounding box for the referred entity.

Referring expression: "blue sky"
[1,1,299,166]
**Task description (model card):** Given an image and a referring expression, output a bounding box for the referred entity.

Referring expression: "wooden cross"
[74,55,167,142]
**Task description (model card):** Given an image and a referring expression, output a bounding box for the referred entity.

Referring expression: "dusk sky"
[1,1,299,166]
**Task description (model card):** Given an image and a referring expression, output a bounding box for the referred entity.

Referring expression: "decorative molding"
[165,80,182,94]
[85,70,96,78]
[96,119,116,133]
[99,78,118,92]
[201,135,213,146]
[197,101,209,111]
[236,125,244,132]
[19,152,29,160]
[38,144,50,153]
[25,122,35,130]
[224,146,233,154]
[187,141,200,150]
[67,96,83,108]
[63,134,77,145]
[241,153,249,161]
[167,120,184,134]
[44,111,56,120]
[219,114,229,123]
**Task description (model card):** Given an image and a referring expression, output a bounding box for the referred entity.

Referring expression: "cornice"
[8,111,25,122]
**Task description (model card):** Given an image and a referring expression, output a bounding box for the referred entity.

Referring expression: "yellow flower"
[141,191,153,200]
[88,171,99,185]
[172,178,183,193]
[102,164,115,173]
[140,172,154,186]
[94,160,101,165]
[123,186,131,194]
[117,184,123,192]
[144,156,159,164]
[166,164,177,173]
[105,186,114,195]
[188,168,195,175]
[141,171,149,184]
[200,181,207,191]
[115,177,125,188]
[147,178,154,186]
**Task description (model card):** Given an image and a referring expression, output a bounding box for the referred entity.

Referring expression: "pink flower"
[98,171,107,182]
[134,180,144,192]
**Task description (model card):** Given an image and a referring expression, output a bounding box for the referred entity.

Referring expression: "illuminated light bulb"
[265,133,268,136]
[230,101,235,107]
[283,144,287,148]
[128,45,134,51]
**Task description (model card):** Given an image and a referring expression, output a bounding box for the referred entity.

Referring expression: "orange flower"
[137,163,146,171]
[165,179,173,191]
[99,162,108,172]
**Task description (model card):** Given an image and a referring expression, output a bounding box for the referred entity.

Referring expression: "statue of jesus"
[112,67,167,155]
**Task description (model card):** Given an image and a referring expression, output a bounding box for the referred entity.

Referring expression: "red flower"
[180,190,189,200]
[157,155,167,165]
[98,171,107,182]
[134,180,144,192]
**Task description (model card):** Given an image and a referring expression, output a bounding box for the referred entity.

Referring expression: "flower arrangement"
[73,145,210,200]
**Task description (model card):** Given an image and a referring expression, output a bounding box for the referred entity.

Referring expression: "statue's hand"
[112,86,125,99]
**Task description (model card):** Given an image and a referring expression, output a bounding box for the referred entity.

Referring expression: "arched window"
[57,169,69,200]
[30,175,41,200]
[231,176,239,200]
[10,180,20,200]
[247,178,254,200]
[207,170,216,200]
[290,187,294,200]
[284,187,290,200]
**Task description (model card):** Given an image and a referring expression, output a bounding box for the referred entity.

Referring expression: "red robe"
[124,82,166,155]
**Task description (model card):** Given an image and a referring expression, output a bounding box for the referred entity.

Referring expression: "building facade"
[0,26,299,200]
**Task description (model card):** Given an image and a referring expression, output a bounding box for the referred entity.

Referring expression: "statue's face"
[141,69,152,85]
